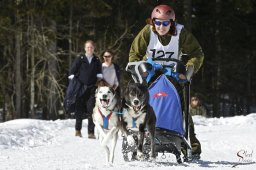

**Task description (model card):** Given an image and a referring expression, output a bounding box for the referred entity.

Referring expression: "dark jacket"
[64,54,102,113]
[64,77,86,113]
[69,54,102,86]
[113,63,121,95]
[113,63,120,84]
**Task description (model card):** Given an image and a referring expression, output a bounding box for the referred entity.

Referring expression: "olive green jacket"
[190,105,207,117]
[129,24,204,73]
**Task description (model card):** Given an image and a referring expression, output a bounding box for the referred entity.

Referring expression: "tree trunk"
[68,0,73,69]
[246,54,251,114]
[213,0,222,117]
[47,19,58,120]
[183,0,192,31]
[29,14,36,118]
[15,10,22,119]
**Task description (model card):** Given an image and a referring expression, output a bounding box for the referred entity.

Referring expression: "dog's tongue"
[133,106,141,112]
[101,99,109,107]
[102,101,108,106]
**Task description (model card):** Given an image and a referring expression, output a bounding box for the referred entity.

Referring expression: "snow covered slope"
[0,114,256,170]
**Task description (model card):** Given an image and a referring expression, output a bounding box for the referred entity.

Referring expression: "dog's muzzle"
[133,105,141,112]
[100,98,110,107]
[132,100,143,113]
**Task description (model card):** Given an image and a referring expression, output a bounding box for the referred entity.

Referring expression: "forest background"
[0,0,255,121]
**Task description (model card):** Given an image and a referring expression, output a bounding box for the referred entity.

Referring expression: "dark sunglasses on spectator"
[104,55,112,58]
[154,20,171,27]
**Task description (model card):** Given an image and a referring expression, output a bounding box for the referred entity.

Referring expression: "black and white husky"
[121,83,156,161]
[92,83,120,165]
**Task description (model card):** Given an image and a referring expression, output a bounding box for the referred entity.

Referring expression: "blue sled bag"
[148,75,184,136]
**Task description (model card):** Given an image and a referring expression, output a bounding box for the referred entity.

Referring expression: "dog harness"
[98,107,113,130]
[123,104,146,129]
[132,117,137,128]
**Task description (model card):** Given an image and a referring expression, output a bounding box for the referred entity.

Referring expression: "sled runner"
[123,58,192,163]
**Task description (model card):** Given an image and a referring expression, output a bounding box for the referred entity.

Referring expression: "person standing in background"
[101,49,120,96]
[68,40,102,139]
[190,95,207,117]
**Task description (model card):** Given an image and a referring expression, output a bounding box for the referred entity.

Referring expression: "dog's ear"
[96,79,104,87]
[97,79,110,87]
[110,87,116,95]
[126,80,136,93]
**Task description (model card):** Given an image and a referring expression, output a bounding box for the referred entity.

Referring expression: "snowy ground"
[0,114,256,170]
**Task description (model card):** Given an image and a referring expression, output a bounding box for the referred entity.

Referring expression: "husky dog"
[92,81,120,165]
[121,83,156,161]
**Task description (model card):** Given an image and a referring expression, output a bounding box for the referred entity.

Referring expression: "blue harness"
[117,108,139,129]
[98,107,113,130]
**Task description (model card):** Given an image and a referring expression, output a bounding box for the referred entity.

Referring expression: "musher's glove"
[68,74,74,80]
[186,65,194,81]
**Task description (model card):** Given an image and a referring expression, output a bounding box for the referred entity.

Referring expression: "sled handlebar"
[148,57,187,75]
[125,57,187,84]
[152,58,185,66]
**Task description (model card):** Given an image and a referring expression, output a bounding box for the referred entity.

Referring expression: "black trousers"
[75,86,96,133]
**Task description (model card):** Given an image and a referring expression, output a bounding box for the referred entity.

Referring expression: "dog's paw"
[104,163,114,168]
[127,135,135,146]
[149,151,156,159]
[136,151,145,161]
[149,156,156,162]
[105,162,114,167]
[94,131,99,140]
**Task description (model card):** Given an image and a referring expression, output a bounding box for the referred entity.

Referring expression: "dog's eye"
[130,91,135,96]
[108,91,111,93]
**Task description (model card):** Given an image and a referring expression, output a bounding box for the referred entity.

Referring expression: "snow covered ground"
[0,114,256,170]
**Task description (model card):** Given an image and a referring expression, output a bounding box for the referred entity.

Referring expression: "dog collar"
[98,107,113,130]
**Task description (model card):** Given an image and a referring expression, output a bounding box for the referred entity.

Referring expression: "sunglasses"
[154,20,171,27]
[104,55,112,58]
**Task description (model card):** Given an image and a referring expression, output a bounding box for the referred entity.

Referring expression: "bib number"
[150,49,174,59]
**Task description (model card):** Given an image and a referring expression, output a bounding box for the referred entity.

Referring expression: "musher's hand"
[179,74,187,80]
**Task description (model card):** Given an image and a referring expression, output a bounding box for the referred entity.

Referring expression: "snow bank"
[193,113,256,126]
[0,119,74,149]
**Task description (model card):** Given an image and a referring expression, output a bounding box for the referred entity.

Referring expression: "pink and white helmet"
[151,4,175,21]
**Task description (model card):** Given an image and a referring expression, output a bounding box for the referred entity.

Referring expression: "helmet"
[151,4,175,21]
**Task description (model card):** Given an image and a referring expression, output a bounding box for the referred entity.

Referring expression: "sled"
[123,58,192,163]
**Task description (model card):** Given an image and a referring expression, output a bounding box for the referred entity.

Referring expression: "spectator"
[69,40,102,139]
[190,95,207,117]
[101,49,121,96]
